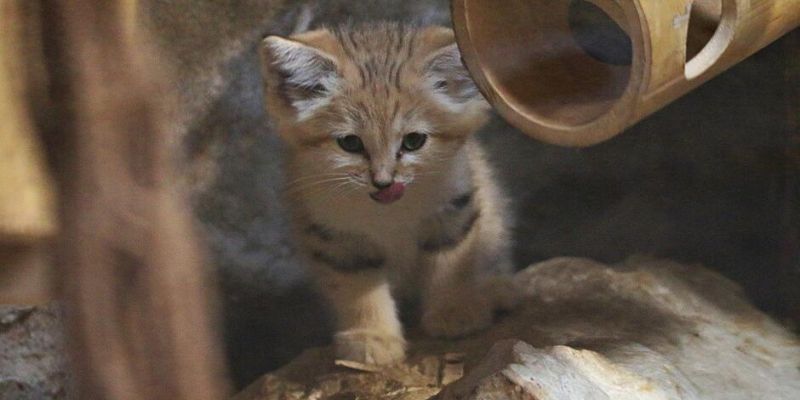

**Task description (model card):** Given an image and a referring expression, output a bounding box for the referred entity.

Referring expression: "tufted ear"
[423,41,485,112]
[260,33,341,121]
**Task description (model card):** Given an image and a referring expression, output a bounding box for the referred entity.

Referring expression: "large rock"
[0,304,69,400]
[234,257,800,400]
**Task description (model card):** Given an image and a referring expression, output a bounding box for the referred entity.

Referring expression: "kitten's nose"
[371,163,395,189]
[372,178,393,190]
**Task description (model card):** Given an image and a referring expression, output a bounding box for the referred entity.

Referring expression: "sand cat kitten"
[260,23,516,366]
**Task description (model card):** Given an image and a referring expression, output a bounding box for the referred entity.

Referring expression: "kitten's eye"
[308,83,327,96]
[337,135,364,153]
[401,132,428,152]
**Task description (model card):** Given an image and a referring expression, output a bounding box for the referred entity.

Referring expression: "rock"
[0,304,69,399]
[234,257,800,400]
[440,340,697,400]
[0,379,46,400]
[231,347,444,400]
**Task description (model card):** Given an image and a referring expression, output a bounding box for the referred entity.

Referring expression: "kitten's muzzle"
[369,182,405,204]
[371,179,393,190]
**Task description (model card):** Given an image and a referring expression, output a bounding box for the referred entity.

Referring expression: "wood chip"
[334,359,382,372]
[444,352,466,363]
[440,353,466,386]
[441,361,464,386]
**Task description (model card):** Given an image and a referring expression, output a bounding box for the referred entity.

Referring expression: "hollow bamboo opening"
[458,0,634,128]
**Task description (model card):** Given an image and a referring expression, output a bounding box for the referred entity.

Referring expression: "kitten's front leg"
[300,221,405,365]
[313,266,406,365]
[418,192,518,338]
[420,251,496,338]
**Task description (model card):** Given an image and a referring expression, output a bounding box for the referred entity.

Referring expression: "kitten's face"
[261,24,489,204]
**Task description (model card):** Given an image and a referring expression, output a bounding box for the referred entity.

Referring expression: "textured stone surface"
[235,258,800,400]
[0,304,69,400]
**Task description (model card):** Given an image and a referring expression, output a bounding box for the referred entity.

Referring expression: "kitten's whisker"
[413,171,447,178]
[289,172,345,179]
[333,188,359,203]
[335,183,365,202]
[285,173,349,187]
[293,179,351,195]
[285,180,348,193]
[284,178,353,196]
[285,184,347,198]
[286,172,350,184]
[291,184,343,201]
[322,181,356,202]
[348,178,368,187]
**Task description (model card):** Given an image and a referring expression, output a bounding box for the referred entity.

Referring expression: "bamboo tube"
[452,0,800,146]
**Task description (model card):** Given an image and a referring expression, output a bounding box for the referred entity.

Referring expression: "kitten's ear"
[260,31,340,121]
[421,29,486,112]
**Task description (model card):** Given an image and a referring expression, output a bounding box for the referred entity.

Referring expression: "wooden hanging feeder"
[452,0,800,146]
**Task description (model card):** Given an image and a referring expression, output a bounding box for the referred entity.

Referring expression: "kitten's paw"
[334,329,407,366]
[422,294,493,338]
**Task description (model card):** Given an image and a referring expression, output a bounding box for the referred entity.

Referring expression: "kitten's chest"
[360,217,425,290]
[303,192,431,266]
[334,202,427,255]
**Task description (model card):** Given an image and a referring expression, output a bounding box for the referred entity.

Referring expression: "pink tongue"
[370,182,406,204]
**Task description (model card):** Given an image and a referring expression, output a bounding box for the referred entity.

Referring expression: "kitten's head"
[260,23,489,204]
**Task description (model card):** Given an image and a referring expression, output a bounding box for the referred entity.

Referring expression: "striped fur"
[418,191,480,252]
[301,221,387,272]
[260,23,516,367]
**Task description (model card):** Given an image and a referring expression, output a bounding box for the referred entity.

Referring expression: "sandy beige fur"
[260,23,517,366]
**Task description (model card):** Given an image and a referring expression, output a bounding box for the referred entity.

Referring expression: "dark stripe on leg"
[419,210,480,252]
[450,191,474,210]
[306,224,334,241]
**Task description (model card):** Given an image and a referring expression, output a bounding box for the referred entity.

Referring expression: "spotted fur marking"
[419,192,480,252]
